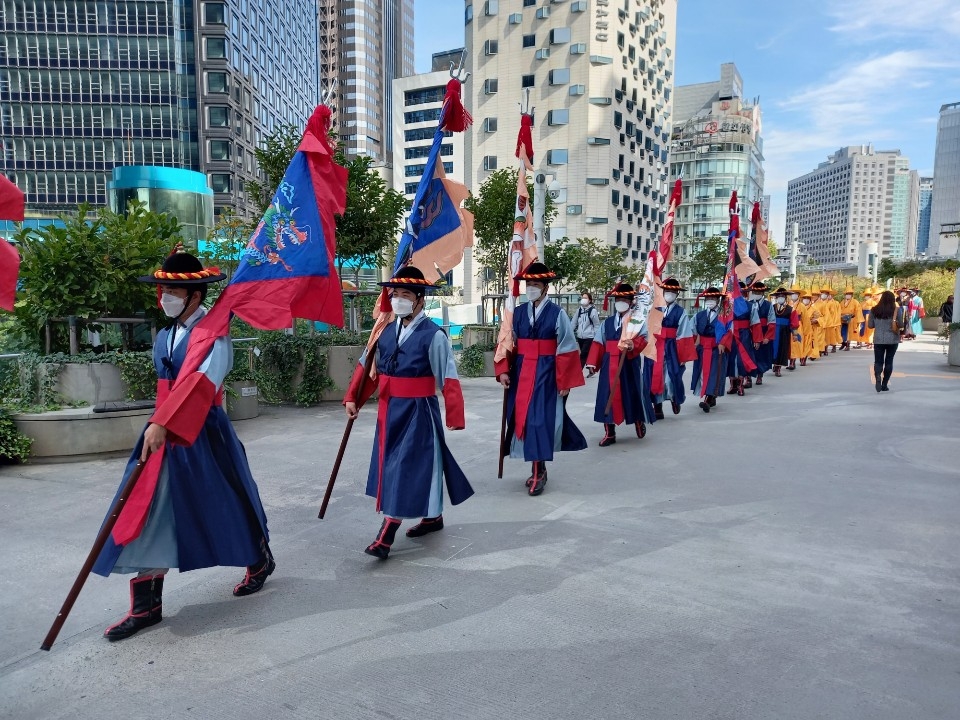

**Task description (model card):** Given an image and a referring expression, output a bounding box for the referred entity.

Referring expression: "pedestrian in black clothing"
[868,291,909,392]
[940,295,954,324]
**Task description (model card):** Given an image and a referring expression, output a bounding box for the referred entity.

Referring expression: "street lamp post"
[533,171,562,260]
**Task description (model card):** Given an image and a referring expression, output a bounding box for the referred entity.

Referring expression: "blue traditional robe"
[587,313,655,426]
[93,308,269,576]
[726,301,761,379]
[346,313,472,519]
[753,298,776,374]
[496,298,587,462]
[691,307,731,398]
[772,304,799,366]
[646,303,696,406]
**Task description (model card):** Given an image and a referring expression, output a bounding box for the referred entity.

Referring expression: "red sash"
[515,339,558,439]
[651,327,678,396]
[375,375,436,512]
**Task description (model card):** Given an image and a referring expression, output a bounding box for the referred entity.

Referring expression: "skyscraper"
[465,0,678,262]
[928,102,960,256]
[785,146,913,266]
[668,63,764,284]
[917,176,934,254]
[889,160,919,259]
[0,0,319,222]
[318,0,415,161]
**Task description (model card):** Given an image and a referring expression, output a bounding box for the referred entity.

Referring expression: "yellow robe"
[793,302,812,359]
[822,298,842,347]
[839,298,862,345]
[809,301,826,356]
[860,298,876,345]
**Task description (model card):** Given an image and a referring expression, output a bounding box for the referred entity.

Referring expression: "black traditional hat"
[608,282,635,298]
[700,286,726,298]
[515,261,558,282]
[138,245,226,285]
[770,286,789,297]
[378,265,437,291]
[657,276,686,292]
[749,281,769,293]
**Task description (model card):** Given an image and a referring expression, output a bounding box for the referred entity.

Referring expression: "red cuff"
[344,362,376,407]
[442,378,465,429]
[585,340,604,368]
[628,336,647,359]
[720,331,733,351]
[150,373,216,446]
[676,335,697,363]
[751,323,763,343]
[556,349,585,392]
[494,355,511,378]
[764,323,776,341]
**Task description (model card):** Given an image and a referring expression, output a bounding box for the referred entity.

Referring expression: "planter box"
[921,317,941,332]
[950,333,960,367]
[461,326,498,349]
[483,351,497,378]
[322,345,366,402]
[55,362,126,405]
[226,381,259,421]
[14,405,152,460]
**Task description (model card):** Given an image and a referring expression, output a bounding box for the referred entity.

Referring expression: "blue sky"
[414,0,960,239]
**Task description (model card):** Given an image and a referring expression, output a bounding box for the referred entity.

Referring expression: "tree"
[245,124,302,218]
[687,235,729,289]
[464,168,556,295]
[200,209,254,302]
[334,154,408,286]
[546,237,641,299]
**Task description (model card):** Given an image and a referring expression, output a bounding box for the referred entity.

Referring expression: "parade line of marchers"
[25,74,912,650]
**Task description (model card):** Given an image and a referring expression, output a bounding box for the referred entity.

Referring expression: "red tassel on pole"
[441,79,473,133]
[516,113,534,163]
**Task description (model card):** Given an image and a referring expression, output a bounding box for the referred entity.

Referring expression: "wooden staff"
[497,387,508,479]
[41,459,147,651]
[603,351,628,417]
[318,347,377,519]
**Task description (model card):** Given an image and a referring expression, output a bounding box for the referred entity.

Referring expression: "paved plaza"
[1,335,958,719]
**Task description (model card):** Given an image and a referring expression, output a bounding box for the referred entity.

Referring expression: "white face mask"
[160,292,187,318]
[845,294,853,300]
[802,298,811,306]
[580,298,590,306]
[705,300,718,310]
[614,301,630,313]
[749,293,762,302]
[525,286,542,303]
[790,294,799,302]
[821,294,830,300]
[391,296,415,317]
[775,297,786,305]
[663,292,678,303]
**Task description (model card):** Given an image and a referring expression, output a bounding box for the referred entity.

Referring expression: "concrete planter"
[921,317,941,332]
[322,345,365,402]
[483,351,497,378]
[949,333,960,367]
[55,362,125,405]
[226,381,259,421]
[13,406,152,460]
[461,326,497,350]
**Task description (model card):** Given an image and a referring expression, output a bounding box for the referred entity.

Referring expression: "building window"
[206,72,228,93]
[484,78,499,94]
[523,34,536,48]
[210,173,231,193]
[405,87,446,107]
[585,217,608,224]
[465,4,473,23]
[589,97,611,106]
[484,39,498,55]
[521,74,535,88]
[209,140,231,160]
[587,137,611,146]
[483,117,498,132]
[508,12,522,24]
[484,0,498,15]
[547,149,568,165]
[208,106,229,127]
[203,2,226,23]
[549,68,570,85]
[549,28,571,44]
[535,49,551,60]
[547,109,569,125]
[590,55,613,64]
[569,84,586,96]
[523,0,536,6]
[570,43,587,55]
[483,155,498,171]
[567,205,582,215]
[571,0,587,10]
[404,108,442,124]
[586,177,610,185]
[205,37,227,59]
[536,7,550,19]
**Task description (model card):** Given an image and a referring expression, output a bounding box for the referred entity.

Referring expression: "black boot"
[406,515,444,538]
[599,424,617,447]
[234,540,276,596]
[365,518,401,559]
[653,402,665,420]
[773,365,781,377]
[699,399,710,413]
[800,357,807,366]
[881,369,891,391]
[104,574,164,641]
[874,363,883,393]
[743,377,753,389]
[737,378,745,396]
[789,359,796,370]
[707,395,717,407]
[635,421,646,438]
[755,373,763,386]
[671,399,681,415]
[528,461,548,496]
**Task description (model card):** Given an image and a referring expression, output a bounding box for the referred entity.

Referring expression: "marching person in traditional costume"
[858,288,878,348]
[748,281,775,385]
[910,288,925,338]
[811,287,828,357]
[820,285,842,353]
[770,287,800,376]
[799,288,820,363]
[788,285,806,368]
[690,287,731,412]
[93,249,274,641]
[839,286,861,351]
[726,281,761,396]
[647,277,697,417]
[344,266,473,560]
[584,283,654,445]
[496,262,587,495]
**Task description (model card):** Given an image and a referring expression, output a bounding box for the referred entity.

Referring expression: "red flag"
[654,178,683,275]
[0,175,25,222]
[751,201,779,281]
[0,239,19,311]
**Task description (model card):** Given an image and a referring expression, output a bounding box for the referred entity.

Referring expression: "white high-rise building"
[392,52,481,302]
[785,145,914,267]
[465,0,678,264]
[928,102,960,256]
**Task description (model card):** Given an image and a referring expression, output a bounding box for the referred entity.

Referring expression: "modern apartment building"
[319,0,414,161]
[465,0,678,263]
[785,145,916,266]
[667,63,764,282]
[928,102,960,256]
[0,0,318,221]
[392,51,481,301]
[917,176,933,254]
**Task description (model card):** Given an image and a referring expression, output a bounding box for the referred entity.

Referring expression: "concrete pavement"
[1,334,958,719]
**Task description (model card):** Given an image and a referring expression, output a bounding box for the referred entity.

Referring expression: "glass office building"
[0,0,318,220]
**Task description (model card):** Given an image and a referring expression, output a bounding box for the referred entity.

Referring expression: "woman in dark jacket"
[940,295,954,324]
[868,291,909,392]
